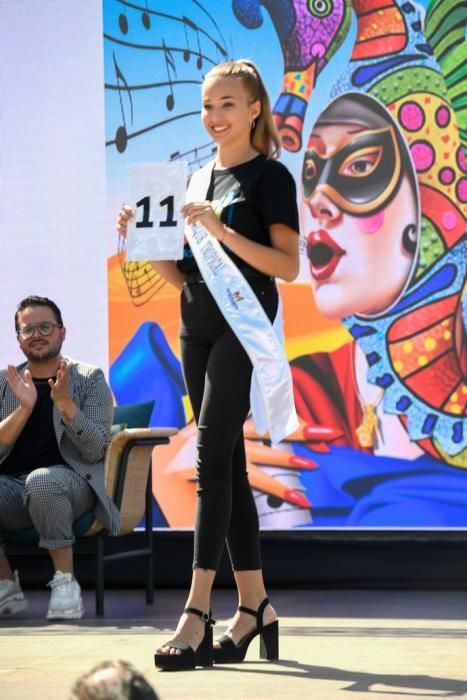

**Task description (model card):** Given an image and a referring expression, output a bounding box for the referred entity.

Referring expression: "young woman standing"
[117,59,300,670]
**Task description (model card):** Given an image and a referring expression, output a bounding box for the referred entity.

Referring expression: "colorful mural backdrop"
[104,0,466,529]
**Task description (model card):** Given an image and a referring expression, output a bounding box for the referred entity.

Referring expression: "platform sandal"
[213,596,278,664]
[154,607,216,671]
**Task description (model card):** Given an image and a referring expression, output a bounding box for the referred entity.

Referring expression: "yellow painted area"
[435,441,467,469]
[182,395,193,423]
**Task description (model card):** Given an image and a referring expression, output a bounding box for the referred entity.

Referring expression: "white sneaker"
[46,571,84,620]
[0,570,28,615]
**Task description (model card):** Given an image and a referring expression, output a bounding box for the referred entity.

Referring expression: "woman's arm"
[223,222,299,282]
[182,203,300,283]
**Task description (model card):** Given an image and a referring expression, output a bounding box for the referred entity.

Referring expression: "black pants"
[180,276,278,571]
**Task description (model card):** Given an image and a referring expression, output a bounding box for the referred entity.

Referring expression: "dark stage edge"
[8,530,467,590]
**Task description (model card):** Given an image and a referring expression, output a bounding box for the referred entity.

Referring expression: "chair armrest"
[109,427,178,445]
[105,427,178,533]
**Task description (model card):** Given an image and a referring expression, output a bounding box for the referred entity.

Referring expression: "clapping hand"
[6,365,37,409]
[48,359,72,410]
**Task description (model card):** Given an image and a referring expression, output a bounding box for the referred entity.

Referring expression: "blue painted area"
[422,414,438,435]
[452,422,463,444]
[293,443,467,527]
[396,396,412,411]
[352,55,421,87]
[110,321,186,429]
[348,324,376,339]
[385,265,457,317]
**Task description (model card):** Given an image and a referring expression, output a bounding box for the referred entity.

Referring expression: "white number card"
[125,161,187,261]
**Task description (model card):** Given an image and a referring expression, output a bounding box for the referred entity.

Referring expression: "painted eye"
[339,148,383,177]
[303,158,318,181]
[308,0,333,18]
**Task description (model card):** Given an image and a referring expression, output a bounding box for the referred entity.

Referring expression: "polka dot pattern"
[444,383,467,416]
[335,33,466,461]
[435,105,450,128]
[457,146,467,173]
[439,167,455,185]
[390,318,454,379]
[442,211,458,231]
[410,140,435,172]
[456,177,467,203]
[399,101,425,131]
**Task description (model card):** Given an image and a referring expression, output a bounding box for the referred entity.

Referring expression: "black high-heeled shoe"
[154,607,216,671]
[213,596,278,664]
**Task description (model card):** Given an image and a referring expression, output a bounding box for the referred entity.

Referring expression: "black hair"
[15,295,63,332]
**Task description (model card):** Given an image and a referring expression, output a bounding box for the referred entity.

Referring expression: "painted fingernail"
[289,455,319,469]
[303,426,344,441]
[284,489,312,508]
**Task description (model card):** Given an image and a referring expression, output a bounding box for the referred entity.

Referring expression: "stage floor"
[1,588,467,699]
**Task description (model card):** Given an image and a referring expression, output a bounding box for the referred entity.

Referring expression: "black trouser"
[180,276,278,571]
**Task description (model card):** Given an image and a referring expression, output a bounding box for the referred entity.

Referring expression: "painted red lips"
[306,229,345,281]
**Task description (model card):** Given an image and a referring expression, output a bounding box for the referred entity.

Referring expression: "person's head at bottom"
[69,660,160,700]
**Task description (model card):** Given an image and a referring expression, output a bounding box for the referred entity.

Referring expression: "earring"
[250,119,256,130]
[402,224,417,254]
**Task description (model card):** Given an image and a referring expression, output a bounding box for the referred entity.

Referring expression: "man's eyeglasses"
[17,322,62,340]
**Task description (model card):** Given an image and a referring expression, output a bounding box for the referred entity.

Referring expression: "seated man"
[0,295,120,619]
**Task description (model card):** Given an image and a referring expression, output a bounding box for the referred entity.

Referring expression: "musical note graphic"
[118,12,129,35]
[214,40,228,64]
[112,52,134,153]
[118,236,167,306]
[142,0,151,30]
[162,38,176,111]
[168,142,216,173]
[104,0,228,153]
[192,0,228,61]
[105,0,230,304]
[104,0,231,155]
[118,2,151,33]
[182,15,203,69]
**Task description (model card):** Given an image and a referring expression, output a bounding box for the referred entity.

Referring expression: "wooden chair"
[4,426,177,616]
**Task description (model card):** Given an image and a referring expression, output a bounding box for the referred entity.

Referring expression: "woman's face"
[201,76,260,150]
[302,122,417,318]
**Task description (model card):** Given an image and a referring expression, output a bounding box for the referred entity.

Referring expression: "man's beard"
[23,339,63,364]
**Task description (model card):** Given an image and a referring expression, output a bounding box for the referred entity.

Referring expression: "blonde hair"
[204,59,281,159]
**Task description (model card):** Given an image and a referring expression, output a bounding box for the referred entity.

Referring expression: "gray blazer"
[0,357,120,535]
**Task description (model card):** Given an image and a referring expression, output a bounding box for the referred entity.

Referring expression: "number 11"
[136,195,177,228]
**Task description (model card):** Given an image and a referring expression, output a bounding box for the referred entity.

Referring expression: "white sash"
[185,161,298,443]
